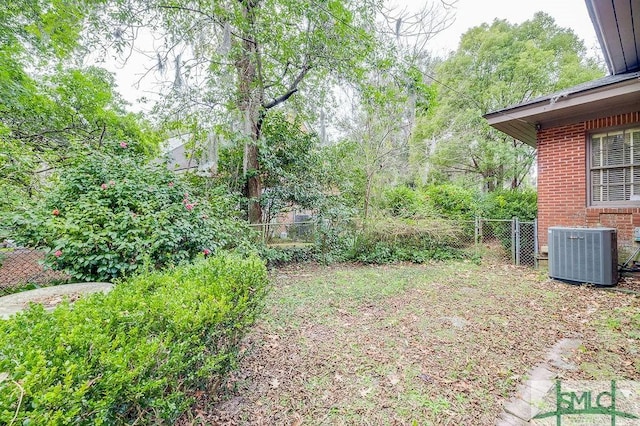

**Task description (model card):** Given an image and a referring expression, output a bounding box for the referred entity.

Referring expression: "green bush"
[423,184,480,220]
[8,147,250,281]
[0,252,268,425]
[381,185,425,217]
[260,244,319,267]
[256,213,472,266]
[483,189,537,221]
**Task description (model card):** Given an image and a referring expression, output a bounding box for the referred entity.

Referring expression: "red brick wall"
[537,111,640,251]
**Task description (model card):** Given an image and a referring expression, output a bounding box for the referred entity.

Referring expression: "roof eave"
[584,0,615,75]
[485,77,640,147]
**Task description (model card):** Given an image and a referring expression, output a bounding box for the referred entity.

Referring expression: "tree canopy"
[412,12,605,190]
[0,0,161,214]
[89,0,387,222]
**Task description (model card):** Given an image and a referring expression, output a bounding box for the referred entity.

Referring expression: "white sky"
[106,0,601,111]
[420,0,600,55]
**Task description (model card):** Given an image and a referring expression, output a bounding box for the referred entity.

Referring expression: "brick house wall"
[537,111,640,255]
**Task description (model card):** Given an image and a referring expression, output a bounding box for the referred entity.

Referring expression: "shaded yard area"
[182,261,639,425]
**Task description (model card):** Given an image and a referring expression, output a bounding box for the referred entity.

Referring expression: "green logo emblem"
[533,380,639,425]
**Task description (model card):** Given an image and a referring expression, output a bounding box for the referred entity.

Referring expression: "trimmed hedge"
[0,252,268,425]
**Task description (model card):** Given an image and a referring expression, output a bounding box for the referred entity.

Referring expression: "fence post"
[533,218,539,268]
[474,216,483,258]
[514,217,521,266]
[474,216,479,246]
[511,217,516,265]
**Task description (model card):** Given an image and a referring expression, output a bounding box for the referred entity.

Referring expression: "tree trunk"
[237,1,263,224]
[246,143,262,223]
[363,170,374,221]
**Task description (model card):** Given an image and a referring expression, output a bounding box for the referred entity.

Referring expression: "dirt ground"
[178,261,639,426]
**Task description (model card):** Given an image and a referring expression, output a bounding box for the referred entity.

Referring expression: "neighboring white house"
[162,133,220,174]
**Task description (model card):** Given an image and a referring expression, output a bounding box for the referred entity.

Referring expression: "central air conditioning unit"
[548,227,618,286]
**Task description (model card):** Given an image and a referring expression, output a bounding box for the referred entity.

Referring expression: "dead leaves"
[290,413,303,426]
[176,262,639,425]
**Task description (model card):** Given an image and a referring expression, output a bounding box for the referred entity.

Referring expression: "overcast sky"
[107,0,601,111]
[413,0,599,54]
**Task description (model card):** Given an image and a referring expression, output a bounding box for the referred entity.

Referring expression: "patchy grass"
[180,261,639,425]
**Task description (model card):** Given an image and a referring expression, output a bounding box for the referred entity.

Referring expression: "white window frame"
[589,127,640,206]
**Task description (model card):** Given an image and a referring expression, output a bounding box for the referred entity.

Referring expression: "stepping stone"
[527,365,556,387]
[545,338,581,371]
[0,282,113,319]
[516,381,553,405]
[503,394,542,421]
[495,337,582,425]
[495,411,529,426]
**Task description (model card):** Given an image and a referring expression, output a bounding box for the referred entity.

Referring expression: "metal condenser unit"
[548,227,618,286]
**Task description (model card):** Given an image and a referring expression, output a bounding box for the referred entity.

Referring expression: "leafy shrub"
[381,185,425,217]
[350,217,470,263]
[0,252,268,425]
[483,189,537,221]
[8,147,249,281]
[260,244,319,267]
[423,184,481,220]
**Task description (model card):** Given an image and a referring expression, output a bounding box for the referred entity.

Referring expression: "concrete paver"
[495,336,583,424]
[0,282,112,319]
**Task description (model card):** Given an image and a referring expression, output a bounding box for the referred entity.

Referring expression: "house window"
[590,128,640,204]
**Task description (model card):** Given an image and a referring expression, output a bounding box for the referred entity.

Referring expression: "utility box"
[548,227,618,286]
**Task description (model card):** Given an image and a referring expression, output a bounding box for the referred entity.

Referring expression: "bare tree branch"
[262,64,312,110]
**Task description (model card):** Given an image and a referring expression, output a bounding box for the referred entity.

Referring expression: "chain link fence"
[0,217,538,296]
[252,216,539,267]
[474,218,537,267]
[0,245,70,296]
[247,220,317,245]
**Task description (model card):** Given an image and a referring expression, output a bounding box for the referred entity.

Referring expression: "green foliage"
[252,178,532,265]
[260,245,319,267]
[93,0,381,224]
[381,185,425,218]
[0,0,83,59]
[256,214,358,267]
[414,12,605,190]
[0,252,269,425]
[350,218,469,264]
[423,184,480,220]
[0,2,157,215]
[259,112,328,221]
[315,209,360,263]
[8,147,249,281]
[1,64,161,215]
[257,215,469,266]
[483,189,537,221]
[320,141,368,211]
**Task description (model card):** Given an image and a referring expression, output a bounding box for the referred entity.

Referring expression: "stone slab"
[504,395,542,421]
[528,365,556,383]
[517,381,554,405]
[0,282,113,319]
[495,411,530,426]
[546,338,581,371]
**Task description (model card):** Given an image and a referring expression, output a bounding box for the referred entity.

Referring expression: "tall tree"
[412,12,604,190]
[93,0,385,223]
[0,1,159,213]
[331,2,452,218]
